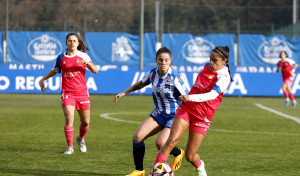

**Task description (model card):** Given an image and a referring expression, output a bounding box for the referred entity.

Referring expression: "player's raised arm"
[114,81,145,103]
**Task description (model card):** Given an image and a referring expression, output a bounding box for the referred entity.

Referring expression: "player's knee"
[132,134,143,143]
[165,137,179,148]
[81,122,89,127]
[155,141,164,150]
[185,152,195,163]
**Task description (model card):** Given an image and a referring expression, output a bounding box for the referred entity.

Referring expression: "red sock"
[192,159,201,168]
[64,126,73,147]
[154,152,168,165]
[289,93,295,101]
[79,124,89,140]
[283,90,289,98]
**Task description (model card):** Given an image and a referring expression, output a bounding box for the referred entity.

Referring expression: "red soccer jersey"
[277,58,296,79]
[52,51,92,94]
[181,65,230,121]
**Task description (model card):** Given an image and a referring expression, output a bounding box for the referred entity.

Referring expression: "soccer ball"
[151,162,174,176]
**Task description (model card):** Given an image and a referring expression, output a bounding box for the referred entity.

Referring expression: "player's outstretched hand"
[179,95,189,103]
[114,92,126,103]
[40,80,46,92]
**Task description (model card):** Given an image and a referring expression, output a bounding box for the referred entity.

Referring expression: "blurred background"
[0,0,299,36]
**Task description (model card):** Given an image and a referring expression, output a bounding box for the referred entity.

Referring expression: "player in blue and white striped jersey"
[114,47,189,176]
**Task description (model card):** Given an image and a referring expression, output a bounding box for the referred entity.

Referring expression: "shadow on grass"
[1,168,123,176]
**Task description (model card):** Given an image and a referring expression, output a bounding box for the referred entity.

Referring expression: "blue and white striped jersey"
[141,67,189,115]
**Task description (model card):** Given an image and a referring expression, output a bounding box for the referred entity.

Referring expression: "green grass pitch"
[0,94,299,176]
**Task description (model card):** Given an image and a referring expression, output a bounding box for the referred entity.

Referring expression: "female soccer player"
[277,51,298,107]
[150,46,233,176]
[114,47,189,176]
[40,33,98,154]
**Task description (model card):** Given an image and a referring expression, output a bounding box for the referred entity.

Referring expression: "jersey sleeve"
[287,58,296,66]
[141,70,152,86]
[83,53,92,63]
[174,73,189,95]
[52,54,63,73]
[212,71,231,94]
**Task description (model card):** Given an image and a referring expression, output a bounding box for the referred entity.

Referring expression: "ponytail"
[78,39,89,53]
[213,46,233,82]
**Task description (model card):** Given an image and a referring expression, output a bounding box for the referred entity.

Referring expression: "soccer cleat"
[126,170,145,176]
[64,146,74,154]
[76,136,87,152]
[172,148,185,171]
[285,100,290,107]
[196,160,207,176]
[292,101,298,107]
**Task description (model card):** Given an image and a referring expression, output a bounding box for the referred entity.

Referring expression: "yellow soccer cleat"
[126,170,145,176]
[172,148,185,171]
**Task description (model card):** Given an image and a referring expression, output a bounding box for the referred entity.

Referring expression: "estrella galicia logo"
[112,36,134,62]
[258,37,291,64]
[27,34,62,62]
[182,37,215,64]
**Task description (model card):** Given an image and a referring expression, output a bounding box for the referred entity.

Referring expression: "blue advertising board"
[162,33,235,66]
[239,34,300,66]
[7,31,70,64]
[85,32,157,65]
[0,63,300,97]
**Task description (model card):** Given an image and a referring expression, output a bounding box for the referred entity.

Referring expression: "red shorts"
[283,76,294,87]
[61,91,90,110]
[175,107,211,135]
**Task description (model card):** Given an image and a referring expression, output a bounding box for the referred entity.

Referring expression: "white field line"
[99,112,147,124]
[99,112,300,136]
[255,103,300,124]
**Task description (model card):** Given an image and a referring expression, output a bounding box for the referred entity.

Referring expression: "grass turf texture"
[0,94,299,176]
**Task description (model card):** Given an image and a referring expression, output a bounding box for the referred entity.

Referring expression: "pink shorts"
[61,91,90,110]
[283,76,294,87]
[175,107,211,135]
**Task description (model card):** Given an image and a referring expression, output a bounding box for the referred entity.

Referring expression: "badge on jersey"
[208,75,215,79]
[77,58,80,63]
[166,77,171,84]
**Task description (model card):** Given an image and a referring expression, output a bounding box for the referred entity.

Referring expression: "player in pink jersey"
[150,46,233,176]
[40,33,98,154]
[277,51,298,107]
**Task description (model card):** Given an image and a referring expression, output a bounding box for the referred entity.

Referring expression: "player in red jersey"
[150,46,233,176]
[277,51,298,107]
[40,33,98,154]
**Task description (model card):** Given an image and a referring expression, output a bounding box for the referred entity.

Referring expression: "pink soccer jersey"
[52,51,92,94]
[181,64,230,121]
[277,58,296,80]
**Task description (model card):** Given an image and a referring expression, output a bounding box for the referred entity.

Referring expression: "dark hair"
[66,33,89,53]
[279,51,288,58]
[212,46,233,82]
[156,47,172,59]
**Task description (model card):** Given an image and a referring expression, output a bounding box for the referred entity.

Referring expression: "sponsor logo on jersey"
[153,86,172,94]
[64,71,82,77]
[112,36,134,62]
[258,37,291,64]
[193,82,209,91]
[77,58,80,62]
[182,37,215,64]
[27,34,62,62]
